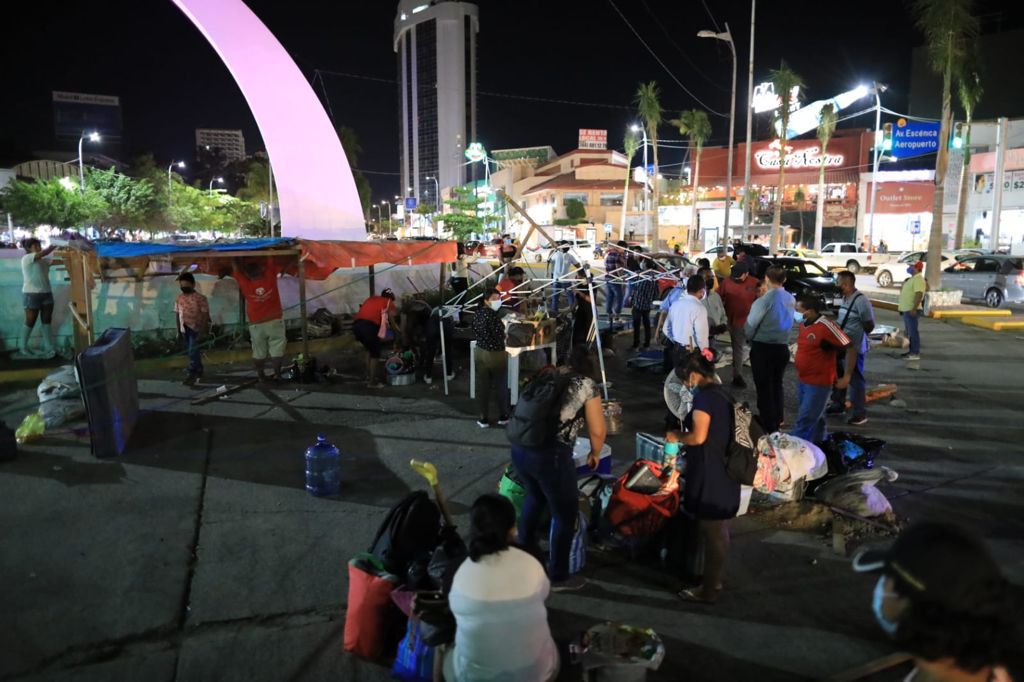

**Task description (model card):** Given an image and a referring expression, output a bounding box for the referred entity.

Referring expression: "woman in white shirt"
[18,238,58,359]
[437,493,558,682]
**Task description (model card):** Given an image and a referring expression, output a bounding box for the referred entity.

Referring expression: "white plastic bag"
[37,365,80,404]
[814,466,899,517]
[755,433,828,495]
[39,399,85,429]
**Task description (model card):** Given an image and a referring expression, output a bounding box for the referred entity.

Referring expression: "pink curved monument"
[172,0,363,240]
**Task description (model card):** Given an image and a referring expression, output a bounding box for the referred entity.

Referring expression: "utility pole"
[741,0,756,241]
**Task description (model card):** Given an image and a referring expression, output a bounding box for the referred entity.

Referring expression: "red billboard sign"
[874,182,935,214]
[578,128,608,150]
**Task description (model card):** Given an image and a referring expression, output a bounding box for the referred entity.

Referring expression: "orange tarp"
[298,239,457,280]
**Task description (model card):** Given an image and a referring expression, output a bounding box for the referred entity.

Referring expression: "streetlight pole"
[167,161,185,197]
[866,82,887,253]
[78,131,100,192]
[208,176,224,197]
[742,0,756,241]
[698,24,737,246]
[383,200,393,236]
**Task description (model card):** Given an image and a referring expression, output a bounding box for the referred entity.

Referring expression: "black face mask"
[180,286,194,294]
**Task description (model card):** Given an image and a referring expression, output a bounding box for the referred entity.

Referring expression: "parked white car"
[874,251,955,288]
[528,239,593,265]
[816,242,897,274]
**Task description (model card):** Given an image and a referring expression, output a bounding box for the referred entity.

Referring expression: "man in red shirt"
[718,261,760,388]
[229,258,286,382]
[352,288,398,388]
[793,292,850,443]
[497,267,526,312]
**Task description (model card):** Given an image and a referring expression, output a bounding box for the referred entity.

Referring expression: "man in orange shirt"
[497,267,526,312]
[793,292,850,443]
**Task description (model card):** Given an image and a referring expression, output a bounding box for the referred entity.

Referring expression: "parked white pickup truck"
[815,242,896,274]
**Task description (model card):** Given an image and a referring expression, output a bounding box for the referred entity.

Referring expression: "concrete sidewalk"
[1,308,1022,681]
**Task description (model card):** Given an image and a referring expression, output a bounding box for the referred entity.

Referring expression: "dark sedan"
[749,256,843,307]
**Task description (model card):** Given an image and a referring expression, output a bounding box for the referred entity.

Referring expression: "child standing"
[175,272,211,386]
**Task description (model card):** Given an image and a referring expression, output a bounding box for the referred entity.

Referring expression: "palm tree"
[954,66,983,249]
[768,61,804,254]
[635,82,663,246]
[671,110,713,250]
[912,0,979,287]
[813,103,838,252]
[620,128,641,240]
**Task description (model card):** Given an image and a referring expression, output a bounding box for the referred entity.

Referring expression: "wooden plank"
[190,378,260,406]
[823,653,914,682]
[868,298,899,312]
[298,255,309,358]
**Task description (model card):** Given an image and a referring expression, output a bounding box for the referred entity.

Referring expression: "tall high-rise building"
[394,0,478,209]
[195,128,246,163]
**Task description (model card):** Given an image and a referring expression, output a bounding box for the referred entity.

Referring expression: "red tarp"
[298,239,457,280]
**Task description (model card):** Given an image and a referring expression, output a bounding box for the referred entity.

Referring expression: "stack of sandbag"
[812,466,899,518]
[753,432,828,501]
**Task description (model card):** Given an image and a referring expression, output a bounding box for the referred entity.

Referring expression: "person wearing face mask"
[828,271,875,425]
[898,260,926,361]
[664,275,710,369]
[473,289,510,428]
[852,522,1022,682]
[669,351,739,604]
[792,293,851,444]
[743,265,795,433]
[353,288,398,388]
[174,272,211,386]
[718,261,760,388]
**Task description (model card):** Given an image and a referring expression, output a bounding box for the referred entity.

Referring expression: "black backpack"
[505,370,570,449]
[707,385,765,485]
[368,490,442,575]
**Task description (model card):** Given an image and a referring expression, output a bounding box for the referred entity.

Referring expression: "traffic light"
[882,123,893,151]
[951,122,965,149]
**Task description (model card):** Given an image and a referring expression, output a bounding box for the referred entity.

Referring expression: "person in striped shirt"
[792,292,851,443]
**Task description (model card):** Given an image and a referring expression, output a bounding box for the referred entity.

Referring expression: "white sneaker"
[423,376,433,385]
[905,354,921,361]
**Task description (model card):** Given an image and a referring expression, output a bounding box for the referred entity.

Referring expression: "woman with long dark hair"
[437,493,558,682]
[671,351,739,604]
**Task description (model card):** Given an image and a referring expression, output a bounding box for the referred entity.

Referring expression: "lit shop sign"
[752,82,801,114]
[754,144,843,170]
[578,128,608,150]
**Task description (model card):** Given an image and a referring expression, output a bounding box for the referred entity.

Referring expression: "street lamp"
[630,123,651,243]
[371,204,381,232]
[426,175,440,209]
[866,82,889,253]
[208,176,224,197]
[742,0,756,240]
[167,161,185,196]
[78,131,101,192]
[382,199,393,236]
[698,23,737,245]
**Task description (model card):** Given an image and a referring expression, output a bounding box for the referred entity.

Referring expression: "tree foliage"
[768,61,805,253]
[86,168,161,232]
[0,178,106,229]
[635,81,663,233]
[336,124,372,214]
[565,198,587,221]
[442,185,499,240]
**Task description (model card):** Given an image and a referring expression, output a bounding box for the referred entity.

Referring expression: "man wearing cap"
[852,522,1019,682]
[898,261,926,361]
[718,261,760,388]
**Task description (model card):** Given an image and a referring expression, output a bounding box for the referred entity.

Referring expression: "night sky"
[2,0,1019,200]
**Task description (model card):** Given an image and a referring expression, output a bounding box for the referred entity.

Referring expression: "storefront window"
[600,192,624,206]
[564,192,589,205]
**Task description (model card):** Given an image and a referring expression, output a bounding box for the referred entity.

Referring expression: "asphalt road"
[1,308,1022,681]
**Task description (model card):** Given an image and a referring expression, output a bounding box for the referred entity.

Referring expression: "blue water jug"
[305,434,340,497]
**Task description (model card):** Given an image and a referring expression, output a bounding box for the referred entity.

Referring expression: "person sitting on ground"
[223,258,288,382]
[496,267,526,313]
[352,288,398,388]
[175,272,211,386]
[17,237,58,359]
[670,351,739,604]
[512,345,606,592]
[472,289,509,427]
[436,493,559,682]
[792,292,850,444]
[852,521,1022,682]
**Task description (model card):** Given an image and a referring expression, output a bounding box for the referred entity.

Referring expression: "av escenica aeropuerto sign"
[891,120,940,159]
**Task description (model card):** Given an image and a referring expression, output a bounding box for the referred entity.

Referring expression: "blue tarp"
[94,238,295,259]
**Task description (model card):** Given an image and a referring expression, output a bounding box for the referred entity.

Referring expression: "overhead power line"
[638,0,730,93]
[605,0,728,117]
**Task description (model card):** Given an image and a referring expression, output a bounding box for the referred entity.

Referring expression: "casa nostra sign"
[754,145,844,170]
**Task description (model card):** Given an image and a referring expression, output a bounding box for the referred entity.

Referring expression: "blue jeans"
[831,351,867,418]
[184,326,203,376]
[511,443,578,582]
[549,281,572,313]
[792,381,833,444]
[605,283,624,317]
[902,311,920,354]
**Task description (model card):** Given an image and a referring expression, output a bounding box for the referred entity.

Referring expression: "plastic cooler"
[573,438,612,476]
